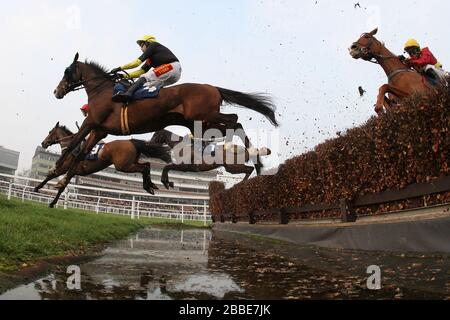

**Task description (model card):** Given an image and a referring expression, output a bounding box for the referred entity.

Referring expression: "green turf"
[0,196,209,272]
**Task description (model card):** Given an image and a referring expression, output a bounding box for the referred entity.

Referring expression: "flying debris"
[358,86,366,97]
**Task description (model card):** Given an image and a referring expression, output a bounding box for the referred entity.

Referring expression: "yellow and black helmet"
[404,39,420,50]
[137,35,156,46]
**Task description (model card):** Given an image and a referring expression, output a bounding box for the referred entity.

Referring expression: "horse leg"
[49,158,96,208]
[56,119,96,167]
[161,165,176,190]
[117,162,157,195]
[233,123,263,175]
[375,84,390,114]
[34,155,74,192]
[49,173,74,209]
[65,129,107,182]
[224,164,255,182]
[161,164,218,190]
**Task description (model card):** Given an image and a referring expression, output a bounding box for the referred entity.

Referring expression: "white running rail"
[0,173,212,225]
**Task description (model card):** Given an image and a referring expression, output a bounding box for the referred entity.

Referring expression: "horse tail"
[131,140,172,163]
[216,87,279,127]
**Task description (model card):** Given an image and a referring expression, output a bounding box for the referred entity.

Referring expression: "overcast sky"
[1,0,448,171]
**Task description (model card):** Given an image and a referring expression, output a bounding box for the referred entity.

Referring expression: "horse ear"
[369,28,378,36]
[73,53,79,63]
[56,122,60,128]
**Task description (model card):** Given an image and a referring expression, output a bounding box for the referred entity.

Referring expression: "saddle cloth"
[113,82,161,100]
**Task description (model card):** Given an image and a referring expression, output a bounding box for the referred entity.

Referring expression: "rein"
[68,74,115,98]
[67,69,130,98]
[353,35,399,65]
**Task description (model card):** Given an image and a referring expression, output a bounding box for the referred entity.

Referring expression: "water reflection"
[0,227,448,300]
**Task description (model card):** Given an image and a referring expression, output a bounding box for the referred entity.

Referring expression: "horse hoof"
[162,181,170,190]
[33,188,40,193]
[169,182,175,189]
[49,204,55,209]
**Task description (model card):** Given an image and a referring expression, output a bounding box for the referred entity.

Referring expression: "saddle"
[113,80,161,101]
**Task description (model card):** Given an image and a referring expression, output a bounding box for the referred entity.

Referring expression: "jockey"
[403,39,447,84]
[111,35,182,103]
[80,104,105,160]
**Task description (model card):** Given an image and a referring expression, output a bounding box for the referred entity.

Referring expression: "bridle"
[63,63,125,98]
[352,33,414,80]
[352,33,397,65]
[48,129,75,152]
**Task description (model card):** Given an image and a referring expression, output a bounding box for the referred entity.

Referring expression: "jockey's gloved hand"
[398,55,406,62]
[110,67,122,74]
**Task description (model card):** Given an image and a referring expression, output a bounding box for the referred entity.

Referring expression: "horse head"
[54,53,82,99]
[41,122,72,149]
[349,28,383,61]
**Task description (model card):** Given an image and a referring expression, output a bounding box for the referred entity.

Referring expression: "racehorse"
[349,28,433,114]
[35,122,172,207]
[149,130,272,189]
[50,53,278,207]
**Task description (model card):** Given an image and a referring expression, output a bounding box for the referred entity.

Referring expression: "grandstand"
[0,146,20,176]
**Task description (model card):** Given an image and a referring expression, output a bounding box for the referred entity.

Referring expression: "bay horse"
[36,122,172,208]
[149,130,272,189]
[50,53,278,207]
[349,28,433,114]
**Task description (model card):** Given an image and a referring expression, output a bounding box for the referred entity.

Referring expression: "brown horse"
[349,28,433,114]
[149,130,271,189]
[50,54,278,206]
[36,123,172,208]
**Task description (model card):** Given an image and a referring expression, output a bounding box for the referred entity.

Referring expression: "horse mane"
[59,125,74,136]
[84,59,111,79]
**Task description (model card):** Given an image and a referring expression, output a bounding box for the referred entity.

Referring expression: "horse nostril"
[351,45,358,50]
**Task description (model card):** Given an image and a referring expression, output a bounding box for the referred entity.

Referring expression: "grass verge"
[0,196,209,272]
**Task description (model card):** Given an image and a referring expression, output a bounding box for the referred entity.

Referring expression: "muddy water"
[0,227,448,300]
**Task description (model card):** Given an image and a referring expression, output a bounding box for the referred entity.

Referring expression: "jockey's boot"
[112,77,147,103]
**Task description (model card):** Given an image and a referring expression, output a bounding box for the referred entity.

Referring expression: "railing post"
[96,198,101,214]
[137,201,140,220]
[64,189,69,210]
[7,181,12,200]
[249,211,257,225]
[340,199,357,223]
[181,205,184,224]
[279,208,290,225]
[203,203,208,226]
[131,196,136,220]
[22,187,26,203]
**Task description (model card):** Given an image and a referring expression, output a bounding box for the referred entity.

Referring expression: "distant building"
[0,146,20,176]
[29,146,218,204]
[30,147,60,180]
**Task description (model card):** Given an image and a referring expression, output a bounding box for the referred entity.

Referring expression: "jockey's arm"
[120,59,143,70]
[119,59,147,78]
[126,69,146,79]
